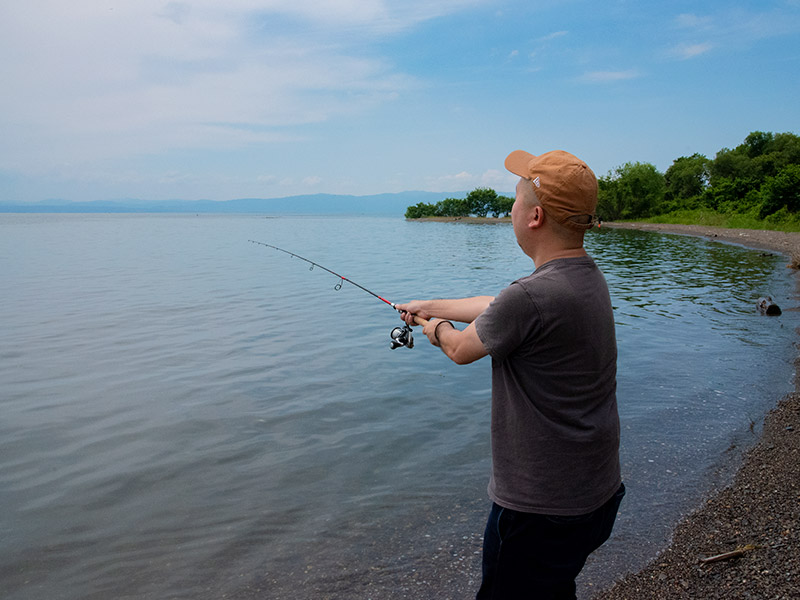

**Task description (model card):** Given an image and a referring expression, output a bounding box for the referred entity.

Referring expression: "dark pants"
[476,483,625,600]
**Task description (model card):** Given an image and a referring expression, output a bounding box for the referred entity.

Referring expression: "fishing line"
[249,240,397,308]
[249,239,416,348]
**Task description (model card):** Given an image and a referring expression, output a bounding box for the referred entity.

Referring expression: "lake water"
[1,214,798,599]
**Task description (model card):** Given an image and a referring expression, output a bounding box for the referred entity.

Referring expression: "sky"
[1,0,799,203]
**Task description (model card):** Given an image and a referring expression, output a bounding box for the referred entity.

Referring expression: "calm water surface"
[1,214,797,599]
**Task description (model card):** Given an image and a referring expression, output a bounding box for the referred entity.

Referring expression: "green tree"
[743,130,773,158]
[664,154,710,206]
[405,188,512,218]
[703,131,800,216]
[436,197,470,217]
[709,147,755,186]
[771,132,800,167]
[710,131,800,187]
[405,202,436,219]
[465,188,497,217]
[758,164,800,218]
[707,176,765,214]
[488,195,514,217]
[597,162,665,220]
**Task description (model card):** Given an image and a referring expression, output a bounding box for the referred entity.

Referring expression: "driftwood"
[699,544,758,565]
[757,296,782,316]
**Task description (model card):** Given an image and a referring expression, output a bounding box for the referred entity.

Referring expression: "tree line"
[406,131,800,226]
[405,187,514,219]
[596,131,800,224]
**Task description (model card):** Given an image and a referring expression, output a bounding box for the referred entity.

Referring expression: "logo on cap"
[532,176,541,188]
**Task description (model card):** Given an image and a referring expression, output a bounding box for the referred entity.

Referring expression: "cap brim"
[504,150,537,178]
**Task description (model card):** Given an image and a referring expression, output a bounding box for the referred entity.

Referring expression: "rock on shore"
[596,393,800,599]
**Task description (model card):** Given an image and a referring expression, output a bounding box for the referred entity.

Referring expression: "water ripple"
[1,215,797,599]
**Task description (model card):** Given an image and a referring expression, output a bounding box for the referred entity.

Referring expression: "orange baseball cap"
[505,149,598,230]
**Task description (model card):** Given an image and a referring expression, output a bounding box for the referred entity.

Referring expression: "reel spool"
[389,324,414,349]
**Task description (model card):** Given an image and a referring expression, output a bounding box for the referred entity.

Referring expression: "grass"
[626,209,800,233]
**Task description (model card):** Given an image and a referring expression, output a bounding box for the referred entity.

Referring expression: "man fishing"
[397,148,624,600]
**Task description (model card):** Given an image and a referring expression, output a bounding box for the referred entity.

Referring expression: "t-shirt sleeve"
[475,282,539,363]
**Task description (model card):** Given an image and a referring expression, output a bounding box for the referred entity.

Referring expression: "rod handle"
[397,309,428,326]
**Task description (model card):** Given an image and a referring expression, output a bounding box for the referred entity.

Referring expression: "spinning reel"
[389,323,414,349]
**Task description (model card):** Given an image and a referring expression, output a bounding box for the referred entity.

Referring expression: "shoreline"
[599,222,800,265]
[407,216,512,224]
[594,222,800,599]
[405,217,800,598]
[411,216,800,260]
[410,216,800,259]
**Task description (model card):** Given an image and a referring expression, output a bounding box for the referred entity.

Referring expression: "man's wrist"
[434,319,454,345]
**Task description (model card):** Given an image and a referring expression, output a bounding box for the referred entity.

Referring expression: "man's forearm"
[421,296,494,323]
[429,320,488,365]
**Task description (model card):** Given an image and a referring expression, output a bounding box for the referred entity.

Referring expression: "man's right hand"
[396,300,432,325]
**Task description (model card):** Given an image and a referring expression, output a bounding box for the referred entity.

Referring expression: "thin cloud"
[0,0,489,171]
[426,169,516,193]
[671,6,800,52]
[444,171,473,182]
[537,30,568,42]
[675,13,715,30]
[424,171,474,192]
[480,169,516,191]
[671,42,714,60]
[522,30,567,73]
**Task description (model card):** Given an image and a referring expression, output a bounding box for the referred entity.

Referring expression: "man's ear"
[529,205,545,229]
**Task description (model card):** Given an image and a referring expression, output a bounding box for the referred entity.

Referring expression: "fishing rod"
[249,240,426,348]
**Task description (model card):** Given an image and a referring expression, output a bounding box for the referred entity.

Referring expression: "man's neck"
[529,246,587,268]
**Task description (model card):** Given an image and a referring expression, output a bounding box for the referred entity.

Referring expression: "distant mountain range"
[0,191,471,216]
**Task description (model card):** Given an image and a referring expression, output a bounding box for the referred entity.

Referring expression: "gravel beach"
[594,223,800,600]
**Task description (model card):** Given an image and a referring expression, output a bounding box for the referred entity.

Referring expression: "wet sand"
[594,222,800,599]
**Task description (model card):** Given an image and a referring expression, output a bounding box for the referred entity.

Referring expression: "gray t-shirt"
[475,256,620,516]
